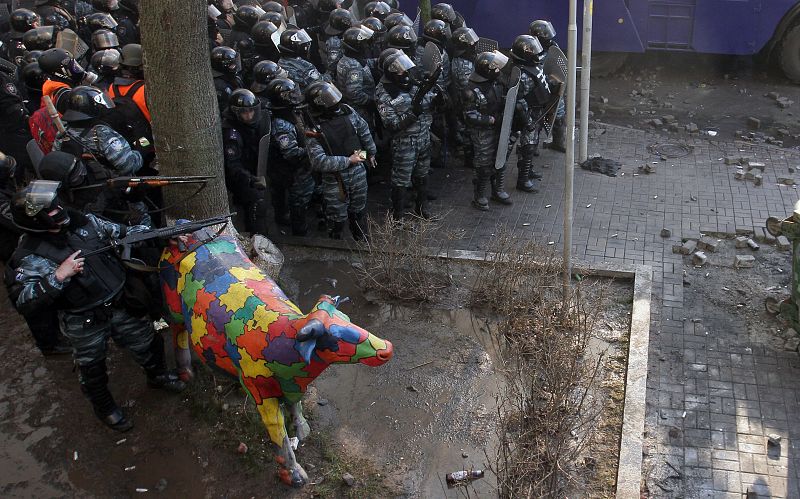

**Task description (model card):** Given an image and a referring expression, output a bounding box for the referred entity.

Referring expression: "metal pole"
[579,0,593,163]
[563,0,578,305]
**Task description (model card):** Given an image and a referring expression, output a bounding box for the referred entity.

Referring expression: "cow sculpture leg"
[255,397,309,487]
[288,401,311,441]
[172,325,194,381]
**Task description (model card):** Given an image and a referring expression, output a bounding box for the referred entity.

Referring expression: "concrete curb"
[270,234,652,496]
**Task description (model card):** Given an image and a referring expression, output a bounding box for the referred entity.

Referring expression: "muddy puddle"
[284,258,504,498]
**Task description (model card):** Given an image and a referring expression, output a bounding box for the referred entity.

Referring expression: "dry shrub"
[353,212,460,301]
[472,229,608,498]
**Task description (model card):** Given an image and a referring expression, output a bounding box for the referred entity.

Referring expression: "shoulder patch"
[4,83,18,96]
[225,146,237,158]
[389,95,405,107]
[309,69,321,81]
[349,71,361,82]
[277,134,292,148]
[107,136,123,152]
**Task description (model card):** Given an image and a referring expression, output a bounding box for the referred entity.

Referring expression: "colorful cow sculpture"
[158,231,394,487]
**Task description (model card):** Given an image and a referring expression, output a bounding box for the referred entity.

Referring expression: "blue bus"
[403,1,800,81]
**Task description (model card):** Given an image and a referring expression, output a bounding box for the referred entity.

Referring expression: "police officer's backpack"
[101,81,154,159]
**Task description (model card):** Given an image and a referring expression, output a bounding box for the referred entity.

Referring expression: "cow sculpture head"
[297,295,393,367]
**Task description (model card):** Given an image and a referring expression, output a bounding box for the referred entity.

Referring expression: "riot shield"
[421,41,442,75]
[541,45,568,136]
[27,139,44,177]
[0,3,10,35]
[476,37,499,55]
[256,124,271,180]
[494,65,521,170]
[56,29,89,60]
[286,5,298,27]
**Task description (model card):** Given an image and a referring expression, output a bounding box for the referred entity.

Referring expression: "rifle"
[80,213,235,260]
[411,42,443,114]
[72,175,215,191]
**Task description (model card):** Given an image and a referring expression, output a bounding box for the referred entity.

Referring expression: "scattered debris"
[317,398,329,406]
[747,239,760,251]
[660,228,671,238]
[155,479,168,492]
[579,156,621,177]
[777,177,796,186]
[237,442,248,454]
[734,255,755,268]
[768,434,782,447]
[406,385,419,393]
[735,236,748,248]
[777,235,791,251]
[697,236,720,253]
[747,117,761,129]
[692,251,708,266]
[342,472,356,486]
[124,466,136,472]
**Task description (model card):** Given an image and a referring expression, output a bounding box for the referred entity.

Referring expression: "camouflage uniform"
[323,36,344,78]
[55,124,143,176]
[270,115,315,236]
[512,64,551,190]
[414,44,450,167]
[278,56,329,91]
[463,77,507,210]
[335,54,376,125]
[307,105,375,240]
[449,55,474,161]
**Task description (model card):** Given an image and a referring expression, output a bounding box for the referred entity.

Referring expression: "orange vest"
[109,81,151,122]
[41,80,71,108]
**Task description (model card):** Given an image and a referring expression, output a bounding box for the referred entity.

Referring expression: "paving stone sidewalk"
[361,123,800,497]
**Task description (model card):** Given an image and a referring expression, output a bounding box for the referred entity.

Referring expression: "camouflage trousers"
[289,169,315,211]
[60,305,157,368]
[322,163,367,223]
[390,132,431,188]
[469,127,499,178]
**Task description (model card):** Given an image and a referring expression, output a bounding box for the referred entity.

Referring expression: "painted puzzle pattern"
[158,235,392,448]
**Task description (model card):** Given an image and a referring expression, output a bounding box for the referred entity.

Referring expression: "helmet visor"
[311,84,342,108]
[458,28,479,45]
[93,31,119,49]
[25,180,61,216]
[289,29,312,45]
[489,50,509,71]
[386,52,415,74]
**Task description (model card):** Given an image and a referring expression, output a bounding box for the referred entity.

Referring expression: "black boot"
[531,142,540,157]
[413,177,436,219]
[349,211,368,241]
[472,174,489,211]
[143,334,187,393]
[79,360,134,432]
[491,168,513,205]
[290,205,308,236]
[328,220,345,239]
[516,145,538,193]
[550,117,567,153]
[390,186,406,220]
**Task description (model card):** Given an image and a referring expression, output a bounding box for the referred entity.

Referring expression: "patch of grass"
[306,430,399,498]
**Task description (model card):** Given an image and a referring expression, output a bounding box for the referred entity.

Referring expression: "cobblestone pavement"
[362,123,800,497]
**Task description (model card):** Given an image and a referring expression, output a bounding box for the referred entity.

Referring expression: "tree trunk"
[420,0,431,25]
[139,0,230,220]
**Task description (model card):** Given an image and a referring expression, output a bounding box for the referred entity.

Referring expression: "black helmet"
[92,29,119,50]
[510,35,544,65]
[61,85,115,122]
[430,3,456,26]
[258,11,284,30]
[120,43,143,67]
[233,5,262,31]
[342,25,374,54]
[251,60,287,93]
[21,62,46,92]
[38,47,84,82]
[325,8,354,36]
[470,50,508,83]
[385,0,399,8]
[278,28,312,57]
[386,24,416,51]
[22,26,56,51]
[260,1,284,15]
[38,151,87,187]
[91,0,120,12]
[451,27,478,56]
[84,12,118,33]
[210,46,242,75]
[91,48,122,75]
[529,20,556,42]
[305,81,342,113]
[251,20,278,49]
[364,1,391,22]
[23,50,44,64]
[361,17,385,35]
[377,47,400,73]
[228,88,261,124]
[0,151,17,185]
[42,11,70,30]
[265,77,303,109]
[422,19,450,46]
[382,50,415,89]
[383,12,412,31]
[317,0,339,15]
[10,8,41,35]
[11,180,70,233]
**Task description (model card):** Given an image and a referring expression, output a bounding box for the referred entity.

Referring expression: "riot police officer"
[277,27,328,90]
[510,34,552,192]
[250,59,288,101]
[222,88,271,236]
[305,81,375,240]
[449,26,478,167]
[321,7,354,76]
[90,0,139,45]
[5,180,185,433]
[250,20,280,66]
[529,19,566,152]
[463,51,511,211]
[266,78,314,236]
[375,51,436,219]
[211,45,244,113]
[336,25,376,125]
[4,8,41,66]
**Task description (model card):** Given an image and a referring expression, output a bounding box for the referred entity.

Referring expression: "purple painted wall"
[403,0,798,55]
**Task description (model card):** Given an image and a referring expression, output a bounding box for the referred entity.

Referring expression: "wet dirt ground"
[589,53,800,150]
